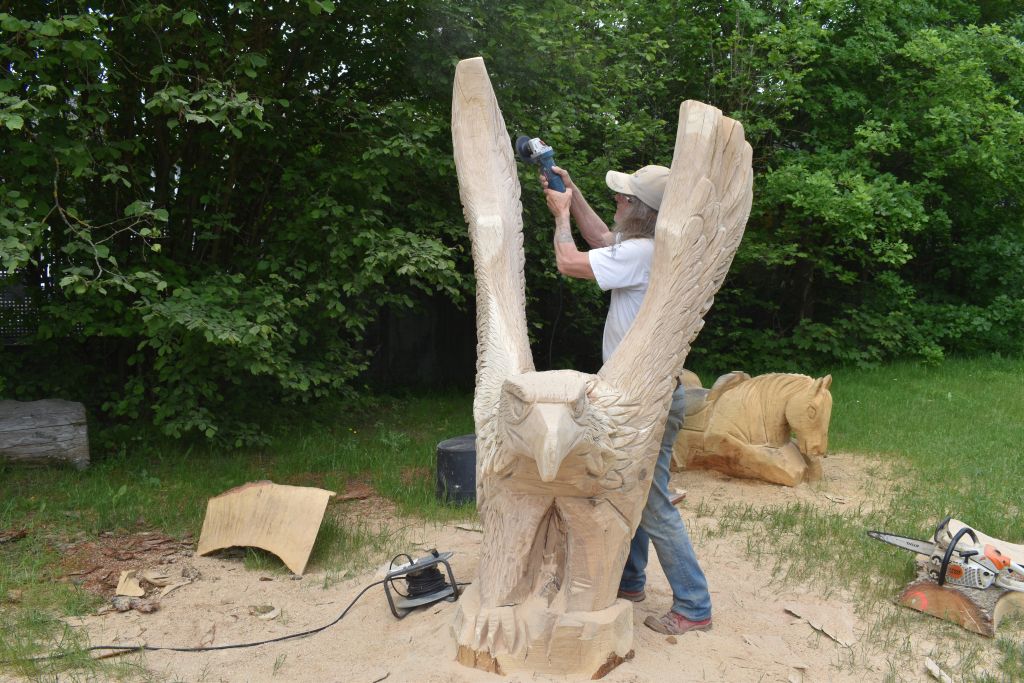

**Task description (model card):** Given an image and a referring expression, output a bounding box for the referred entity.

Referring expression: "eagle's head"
[496,369,615,484]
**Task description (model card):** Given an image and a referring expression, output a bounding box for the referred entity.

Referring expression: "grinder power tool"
[514,136,566,192]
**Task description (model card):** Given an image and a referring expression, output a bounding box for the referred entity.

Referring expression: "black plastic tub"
[436,434,476,505]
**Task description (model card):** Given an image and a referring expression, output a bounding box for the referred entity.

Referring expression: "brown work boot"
[644,611,712,635]
[617,588,646,602]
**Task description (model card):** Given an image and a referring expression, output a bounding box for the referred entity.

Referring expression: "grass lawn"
[1,356,1022,680]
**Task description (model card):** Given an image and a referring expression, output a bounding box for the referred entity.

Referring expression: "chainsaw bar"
[867,531,938,556]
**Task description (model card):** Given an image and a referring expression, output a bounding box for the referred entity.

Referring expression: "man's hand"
[545,187,572,218]
[538,165,576,192]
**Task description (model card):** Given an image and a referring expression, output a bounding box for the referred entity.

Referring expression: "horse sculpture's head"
[785,375,833,456]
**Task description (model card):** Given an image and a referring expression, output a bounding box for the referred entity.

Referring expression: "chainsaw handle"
[984,544,1012,570]
[937,526,979,587]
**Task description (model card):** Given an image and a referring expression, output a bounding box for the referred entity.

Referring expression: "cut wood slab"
[899,576,1024,637]
[197,481,335,576]
[0,399,89,469]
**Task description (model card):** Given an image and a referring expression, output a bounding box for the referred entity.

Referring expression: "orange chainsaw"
[868,518,1024,592]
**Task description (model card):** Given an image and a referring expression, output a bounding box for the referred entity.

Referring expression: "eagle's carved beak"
[519,404,583,482]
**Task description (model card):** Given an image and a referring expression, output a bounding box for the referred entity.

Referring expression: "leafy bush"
[1,1,1022,442]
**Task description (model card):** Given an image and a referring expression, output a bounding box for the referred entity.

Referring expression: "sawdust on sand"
[35,454,976,682]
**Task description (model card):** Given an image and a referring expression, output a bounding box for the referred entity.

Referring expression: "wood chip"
[822,493,847,504]
[925,657,953,683]
[141,569,174,586]
[115,570,145,597]
[197,622,216,648]
[784,602,855,648]
[159,580,191,598]
[670,490,687,506]
[249,604,280,620]
[455,525,483,533]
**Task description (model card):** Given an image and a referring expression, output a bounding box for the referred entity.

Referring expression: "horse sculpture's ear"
[820,374,833,392]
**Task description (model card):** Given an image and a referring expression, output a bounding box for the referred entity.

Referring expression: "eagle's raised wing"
[452,58,534,498]
[599,101,753,450]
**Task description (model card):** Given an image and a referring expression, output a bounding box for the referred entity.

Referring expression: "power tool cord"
[6,578,387,664]
[8,555,471,665]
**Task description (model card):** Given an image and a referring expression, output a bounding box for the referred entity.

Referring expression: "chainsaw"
[868,517,1024,592]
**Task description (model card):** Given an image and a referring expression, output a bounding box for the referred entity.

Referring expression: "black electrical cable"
[405,565,449,598]
[386,551,452,599]
[5,578,387,665]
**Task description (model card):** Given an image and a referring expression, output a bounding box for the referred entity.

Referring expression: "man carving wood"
[542,163,713,635]
[450,56,752,676]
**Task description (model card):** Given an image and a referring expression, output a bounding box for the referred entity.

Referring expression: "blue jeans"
[619,384,712,621]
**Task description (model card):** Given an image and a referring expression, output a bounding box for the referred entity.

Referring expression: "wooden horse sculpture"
[449,57,752,676]
[672,372,833,487]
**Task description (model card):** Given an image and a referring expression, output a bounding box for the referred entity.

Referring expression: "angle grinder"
[514,136,566,192]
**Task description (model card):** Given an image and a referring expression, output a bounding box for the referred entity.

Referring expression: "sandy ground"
[18,453,1008,683]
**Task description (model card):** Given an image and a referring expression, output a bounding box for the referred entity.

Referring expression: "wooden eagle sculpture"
[449,57,753,677]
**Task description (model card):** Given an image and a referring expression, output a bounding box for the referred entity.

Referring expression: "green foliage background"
[1,0,1022,443]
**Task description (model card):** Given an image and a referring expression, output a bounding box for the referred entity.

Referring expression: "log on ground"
[0,399,89,470]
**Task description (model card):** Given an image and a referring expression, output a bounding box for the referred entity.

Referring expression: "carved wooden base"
[452,584,634,678]
[674,434,815,487]
[898,576,1024,637]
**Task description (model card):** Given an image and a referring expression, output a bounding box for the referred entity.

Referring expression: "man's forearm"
[570,191,613,248]
[553,215,595,279]
[554,215,574,244]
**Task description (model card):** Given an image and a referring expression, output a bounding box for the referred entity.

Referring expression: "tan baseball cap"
[605,165,670,211]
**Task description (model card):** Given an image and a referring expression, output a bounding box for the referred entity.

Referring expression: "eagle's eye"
[506,391,529,425]
[571,392,587,420]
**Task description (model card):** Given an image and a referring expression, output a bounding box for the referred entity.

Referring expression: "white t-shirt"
[588,237,654,362]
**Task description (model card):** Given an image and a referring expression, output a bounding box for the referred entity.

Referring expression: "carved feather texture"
[452,58,534,503]
[597,103,752,519]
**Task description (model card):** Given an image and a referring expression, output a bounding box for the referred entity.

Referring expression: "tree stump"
[899,574,1024,637]
[0,399,89,469]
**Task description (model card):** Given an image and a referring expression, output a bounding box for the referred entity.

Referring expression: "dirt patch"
[59,531,195,597]
[40,453,1004,683]
[333,480,376,502]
